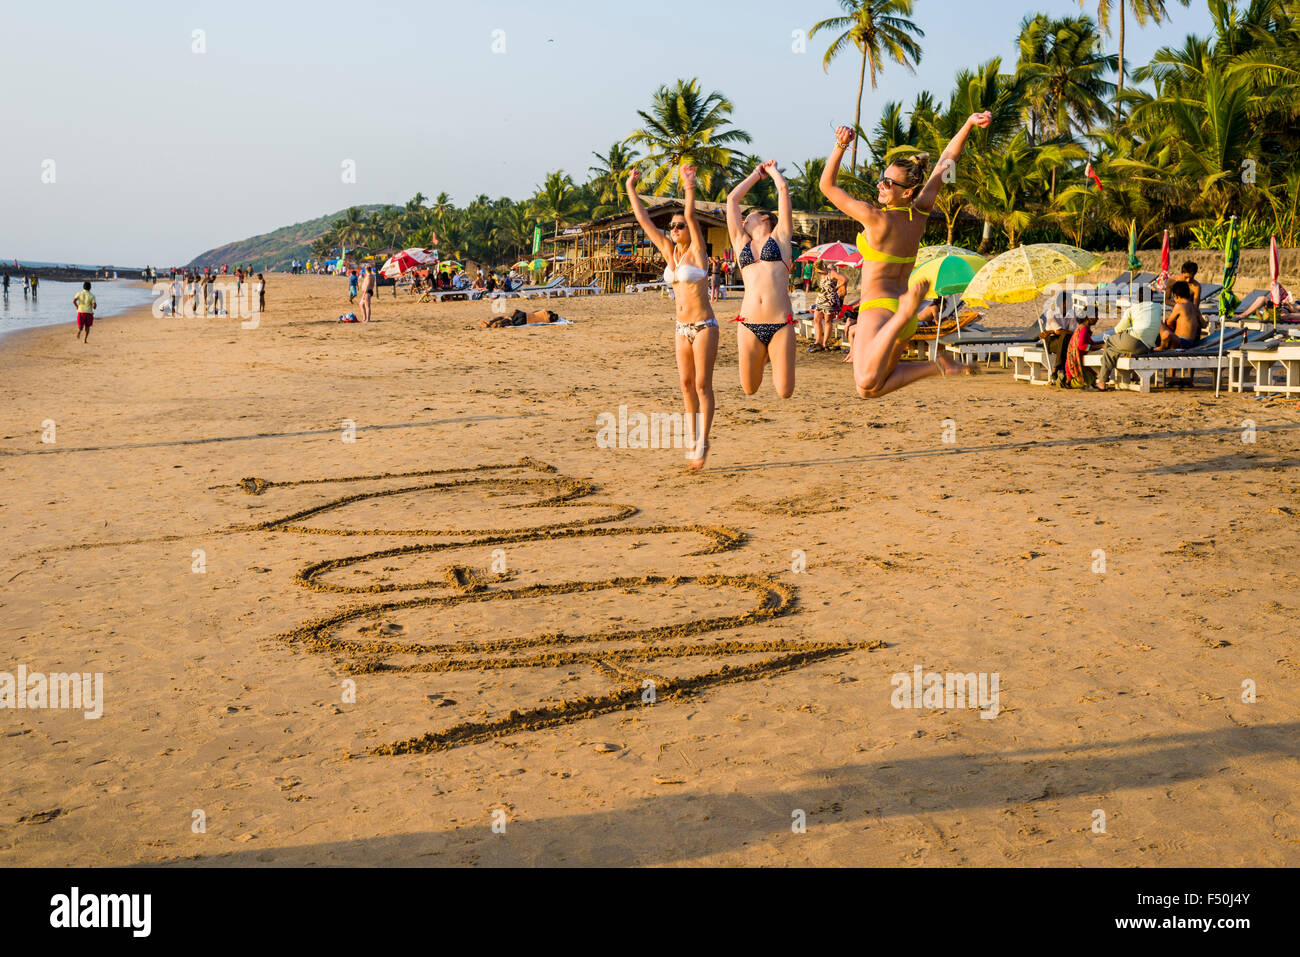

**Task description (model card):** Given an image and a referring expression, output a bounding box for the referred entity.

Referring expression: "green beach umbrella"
[1214,216,1242,397]
[909,253,987,356]
[529,258,547,271]
[1127,219,1141,275]
[909,253,985,297]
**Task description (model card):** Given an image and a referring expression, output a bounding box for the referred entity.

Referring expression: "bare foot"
[899,278,931,318]
[687,440,709,472]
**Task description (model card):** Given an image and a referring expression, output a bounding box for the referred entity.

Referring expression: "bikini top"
[739,236,788,271]
[664,256,708,285]
[856,205,928,265]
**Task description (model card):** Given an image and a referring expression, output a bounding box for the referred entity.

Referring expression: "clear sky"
[2,0,1213,266]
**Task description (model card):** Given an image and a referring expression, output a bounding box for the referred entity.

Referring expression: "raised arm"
[820,126,879,227]
[680,165,706,258]
[764,160,793,243]
[726,167,764,248]
[914,111,991,211]
[624,169,671,258]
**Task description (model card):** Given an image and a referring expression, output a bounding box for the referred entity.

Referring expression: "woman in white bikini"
[820,112,991,398]
[626,164,718,471]
[726,159,796,398]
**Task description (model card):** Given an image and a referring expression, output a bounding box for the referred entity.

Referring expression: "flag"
[1085,161,1104,192]
[1127,219,1141,273]
[532,223,542,254]
[1269,234,1283,307]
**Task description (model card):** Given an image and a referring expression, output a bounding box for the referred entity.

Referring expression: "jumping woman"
[726,159,796,398]
[626,164,718,471]
[820,112,991,398]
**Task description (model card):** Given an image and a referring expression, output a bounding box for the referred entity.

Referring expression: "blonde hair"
[890,152,932,196]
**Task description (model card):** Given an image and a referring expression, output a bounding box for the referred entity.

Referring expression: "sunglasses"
[878,175,904,189]
[668,222,687,230]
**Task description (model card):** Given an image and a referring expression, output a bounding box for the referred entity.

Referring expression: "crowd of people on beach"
[158,267,266,318]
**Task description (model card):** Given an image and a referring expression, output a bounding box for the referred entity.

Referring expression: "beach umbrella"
[1154,228,1171,329]
[1269,234,1282,309]
[1214,216,1241,397]
[909,253,986,354]
[529,258,547,271]
[795,241,857,264]
[379,247,437,278]
[915,244,980,267]
[963,244,1105,307]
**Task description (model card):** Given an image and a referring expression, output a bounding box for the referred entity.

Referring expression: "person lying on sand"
[480,308,565,328]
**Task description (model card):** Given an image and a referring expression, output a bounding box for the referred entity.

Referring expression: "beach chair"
[944,319,1045,367]
[1082,329,1268,393]
[491,276,567,300]
[630,280,667,293]
[560,280,601,297]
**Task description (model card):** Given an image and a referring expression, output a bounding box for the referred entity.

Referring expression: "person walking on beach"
[358,266,376,322]
[626,164,719,471]
[74,281,96,343]
[170,274,182,317]
[348,269,358,304]
[2,273,8,296]
[22,275,29,298]
[30,275,39,298]
[255,273,266,313]
[820,112,990,398]
[727,159,798,398]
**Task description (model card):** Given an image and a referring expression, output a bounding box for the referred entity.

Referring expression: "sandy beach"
[1,274,1297,867]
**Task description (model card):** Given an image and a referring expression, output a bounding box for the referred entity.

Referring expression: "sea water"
[0,280,157,341]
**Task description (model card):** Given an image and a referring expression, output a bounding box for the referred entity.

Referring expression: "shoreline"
[0,281,156,347]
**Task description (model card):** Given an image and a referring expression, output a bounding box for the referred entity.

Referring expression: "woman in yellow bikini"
[820,112,991,398]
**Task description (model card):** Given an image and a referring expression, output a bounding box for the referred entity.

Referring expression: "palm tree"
[628,78,752,195]
[1018,15,1115,145]
[1082,0,1191,123]
[810,0,924,173]
[789,158,830,211]
[589,142,641,213]
[533,170,584,236]
[333,207,366,249]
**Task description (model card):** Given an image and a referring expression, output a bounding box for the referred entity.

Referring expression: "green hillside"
[187,205,391,269]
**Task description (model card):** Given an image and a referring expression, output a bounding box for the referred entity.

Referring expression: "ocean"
[0,279,157,341]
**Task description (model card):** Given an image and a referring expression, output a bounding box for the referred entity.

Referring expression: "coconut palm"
[789,158,831,211]
[1017,14,1116,146]
[533,171,585,236]
[628,78,751,195]
[589,142,641,213]
[811,0,924,173]
[1081,0,1191,123]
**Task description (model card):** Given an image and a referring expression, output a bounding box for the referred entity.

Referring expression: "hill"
[186,205,391,269]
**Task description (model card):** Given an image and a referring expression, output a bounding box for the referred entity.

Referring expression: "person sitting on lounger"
[1180,261,1201,304]
[1094,295,1162,391]
[1040,289,1079,386]
[1064,314,1098,389]
[1156,281,1206,350]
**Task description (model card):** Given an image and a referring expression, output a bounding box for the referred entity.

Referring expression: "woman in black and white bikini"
[626,164,718,471]
[726,159,796,397]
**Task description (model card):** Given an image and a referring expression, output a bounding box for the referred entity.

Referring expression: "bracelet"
[834,139,852,150]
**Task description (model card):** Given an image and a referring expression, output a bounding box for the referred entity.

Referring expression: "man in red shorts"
[74,281,96,343]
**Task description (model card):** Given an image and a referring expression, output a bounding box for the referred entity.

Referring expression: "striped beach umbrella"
[379,247,437,278]
[795,241,857,264]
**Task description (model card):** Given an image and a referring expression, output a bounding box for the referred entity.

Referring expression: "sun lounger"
[560,280,601,296]
[944,318,1045,366]
[491,276,568,300]
[1082,328,1269,393]
[630,280,667,293]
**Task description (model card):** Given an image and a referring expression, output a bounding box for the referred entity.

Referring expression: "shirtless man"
[1179,261,1201,305]
[358,266,376,322]
[1156,281,1206,350]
